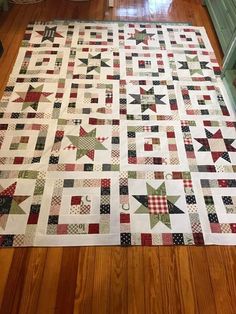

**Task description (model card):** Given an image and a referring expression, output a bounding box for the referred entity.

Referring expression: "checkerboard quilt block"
[0,21,236,247]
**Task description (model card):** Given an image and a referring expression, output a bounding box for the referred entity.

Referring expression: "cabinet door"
[207,0,234,52]
[223,0,236,33]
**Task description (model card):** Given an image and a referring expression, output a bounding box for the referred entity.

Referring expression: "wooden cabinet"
[203,0,236,53]
[203,0,236,107]
[222,37,236,107]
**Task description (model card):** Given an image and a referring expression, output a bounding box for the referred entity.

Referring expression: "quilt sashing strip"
[0,21,236,247]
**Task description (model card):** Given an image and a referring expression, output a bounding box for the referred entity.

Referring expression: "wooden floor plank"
[0,249,14,309]
[189,247,217,314]
[127,247,145,314]
[175,247,198,314]
[110,247,128,314]
[55,248,80,314]
[0,248,30,314]
[159,247,182,314]
[206,247,235,314]
[222,247,236,305]
[91,247,112,314]
[18,248,47,314]
[143,247,163,314]
[37,248,63,314]
[73,247,96,314]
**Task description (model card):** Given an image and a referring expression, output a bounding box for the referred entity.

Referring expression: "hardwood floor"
[0,1,234,314]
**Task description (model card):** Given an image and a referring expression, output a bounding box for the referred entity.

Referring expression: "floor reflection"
[117,0,175,18]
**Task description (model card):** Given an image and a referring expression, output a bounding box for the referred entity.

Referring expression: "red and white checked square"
[183,179,193,188]
[148,195,168,214]
[181,121,189,127]
[143,126,151,132]
[64,144,77,150]
[184,138,192,145]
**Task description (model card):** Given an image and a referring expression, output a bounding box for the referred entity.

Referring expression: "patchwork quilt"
[0,21,236,247]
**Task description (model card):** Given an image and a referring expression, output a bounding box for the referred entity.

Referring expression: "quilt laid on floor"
[0,21,236,247]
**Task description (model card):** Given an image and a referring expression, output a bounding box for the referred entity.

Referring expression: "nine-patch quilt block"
[0,21,236,247]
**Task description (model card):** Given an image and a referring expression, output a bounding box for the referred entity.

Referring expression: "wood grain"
[175,247,198,314]
[73,247,96,314]
[159,247,182,314]
[127,247,145,314]
[0,1,234,314]
[206,247,235,314]
[55,248,80,314]
[221,247,236,304]
[0,249,14,309]
[37,248,63,314]
[0,249,30,314]
[143,247,163,314]
[18,248,47,314]
[91,247,112,314]
[109,247,128,314]
[189,247,217,314]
